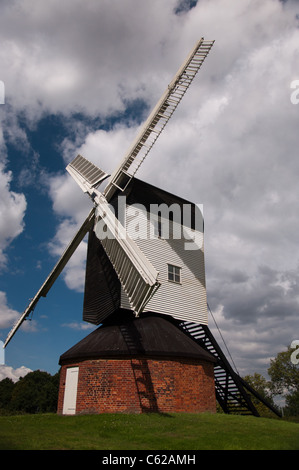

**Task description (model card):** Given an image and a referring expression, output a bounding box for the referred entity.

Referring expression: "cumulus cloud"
[61,321,95,331]
[0,0,183,119]
[0,290,38,335]
[0,164,27,268]
[46,123,141,290]
[0,364,32,382]
[46,217,88,292]
[209,298,299,377]
[0,291,20,329]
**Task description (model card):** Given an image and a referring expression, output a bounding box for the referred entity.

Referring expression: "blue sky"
[1,0,299,385]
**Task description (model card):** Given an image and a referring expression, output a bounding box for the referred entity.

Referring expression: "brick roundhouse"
[58,311,217,414]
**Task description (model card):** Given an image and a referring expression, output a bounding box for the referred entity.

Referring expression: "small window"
[168,264,181,283]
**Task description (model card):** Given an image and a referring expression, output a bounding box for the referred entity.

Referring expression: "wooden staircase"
[178,321,281,417]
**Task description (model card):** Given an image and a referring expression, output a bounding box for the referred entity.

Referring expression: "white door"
[63,367,79,415]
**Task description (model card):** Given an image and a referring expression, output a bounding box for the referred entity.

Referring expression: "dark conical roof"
[59,310,216,364]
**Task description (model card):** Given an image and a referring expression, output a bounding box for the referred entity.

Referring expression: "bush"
[0,370,60,414]
[0,378,15,409]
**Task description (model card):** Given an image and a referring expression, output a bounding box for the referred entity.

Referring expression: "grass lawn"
[0,412,299,450]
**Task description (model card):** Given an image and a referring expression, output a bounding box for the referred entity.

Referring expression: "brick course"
[57,355,216,414]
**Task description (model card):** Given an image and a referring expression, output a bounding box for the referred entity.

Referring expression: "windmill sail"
[3,209,95,348]
[103,38,214,202]
[66,154,109,192]
[67,154,160,314]
[94,204,160,314]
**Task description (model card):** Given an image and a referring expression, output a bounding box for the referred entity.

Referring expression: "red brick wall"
[57,356,216,414]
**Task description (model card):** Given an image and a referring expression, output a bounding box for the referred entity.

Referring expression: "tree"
[285,390,299,417]
[10,370,59,414]
[0,378,14,410]
[268,346,299,395]
[242,372,277,418]
[268,345,299,416]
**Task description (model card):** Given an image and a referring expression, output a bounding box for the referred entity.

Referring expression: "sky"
[0,0,299,392]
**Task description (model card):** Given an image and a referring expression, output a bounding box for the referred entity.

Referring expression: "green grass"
[0,412,298,450]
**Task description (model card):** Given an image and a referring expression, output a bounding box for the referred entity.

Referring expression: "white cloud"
[47,218,88,292]
[0,0,184,118]
[0,291,20,329]
[61,321,95,331]
[209,301,299,378]
[0,166,26,268]
[0,290,38,334]
[46,123,140,290]
[62,124,139,170]
[0,364,32,382]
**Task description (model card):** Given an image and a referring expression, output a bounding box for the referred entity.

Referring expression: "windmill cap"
[59,310,216,364]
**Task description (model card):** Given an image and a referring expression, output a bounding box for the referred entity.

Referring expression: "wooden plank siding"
[121,205,208,325]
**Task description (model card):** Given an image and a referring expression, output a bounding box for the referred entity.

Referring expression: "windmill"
[4,39,281,417]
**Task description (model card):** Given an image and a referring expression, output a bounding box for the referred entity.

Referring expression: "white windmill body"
[80,176,207,327]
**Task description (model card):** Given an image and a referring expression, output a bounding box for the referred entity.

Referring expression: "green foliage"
[243,372,272,400]
[0,378,14,409]
[285,390,299,417]
[0,370,59,414]
[268,346,299,394]
[242,372,277,418]
[268,345,299,416]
